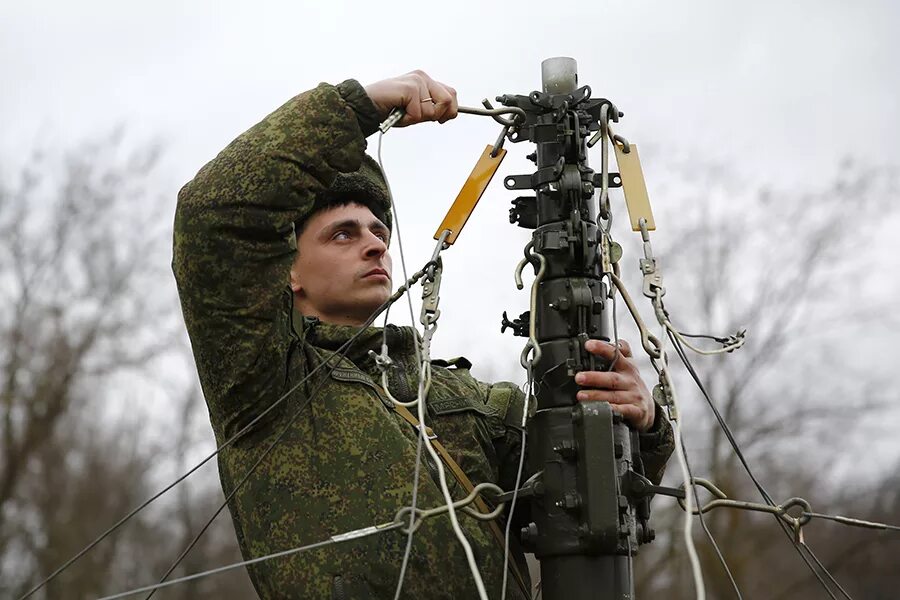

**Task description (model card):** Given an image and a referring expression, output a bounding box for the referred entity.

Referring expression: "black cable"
[667,330,849,600]
[799,544,854,600]
[678,436,743,599]
[143,303,400,598]
[98,522,406,600]
[144,350,342,598]
[18,357,324,600]
[20,287,407,600]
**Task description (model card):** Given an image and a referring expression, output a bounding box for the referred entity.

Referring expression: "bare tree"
[628,158,900,598]
[0,132,255,599]
[156,381,257,600]
[0,130,172,509]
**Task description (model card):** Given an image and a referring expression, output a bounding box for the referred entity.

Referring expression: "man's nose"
[362,231,388,258]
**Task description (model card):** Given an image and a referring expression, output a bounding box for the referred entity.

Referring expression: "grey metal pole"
[500,57,652,600]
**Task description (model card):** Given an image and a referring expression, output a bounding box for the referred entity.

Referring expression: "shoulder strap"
[393,404,531,598]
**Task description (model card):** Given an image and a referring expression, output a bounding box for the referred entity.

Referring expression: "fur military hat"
[302,154,393,233]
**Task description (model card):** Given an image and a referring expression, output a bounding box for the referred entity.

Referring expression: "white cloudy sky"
[3,1,898,433]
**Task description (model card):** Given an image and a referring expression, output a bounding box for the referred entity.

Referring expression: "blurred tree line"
[0,132,254,599]
[628,157,900,599]
[0,132,897,599]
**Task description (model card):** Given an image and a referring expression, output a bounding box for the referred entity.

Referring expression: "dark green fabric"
[299,80,393,234]
[173,79,673,599]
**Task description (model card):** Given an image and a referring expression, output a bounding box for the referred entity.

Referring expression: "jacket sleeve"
[172,80,380,440]
[638,403,675,485]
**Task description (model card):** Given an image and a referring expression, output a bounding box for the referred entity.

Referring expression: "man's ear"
[289,261,302,294]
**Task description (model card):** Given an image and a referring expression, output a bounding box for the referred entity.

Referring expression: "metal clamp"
[638,218,666,304]
[420,230,451,330]
[420,265,443,327]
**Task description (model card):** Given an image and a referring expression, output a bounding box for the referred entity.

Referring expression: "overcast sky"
[4,0,897,175]
[3,1,898,446]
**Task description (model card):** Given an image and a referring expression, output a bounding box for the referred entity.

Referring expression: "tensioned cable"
[500,410,529,600]
[376,128,489,599]
[667,330,849,600]
[632,212,847,600]
[143,291,424,599]
[142,341,360,599]
[771,512,900,599]
[602,135,704,598]
[667,332,839,572]
[376,130,427,600]
[98,480,507,600]
[667,330,841,599]
[605,233,737,597]
[803,512,900,532]
[679,435,743,599]
[16,281,422,600]
[656,323,707,600]
[98,522,406,600]
[146,380,326,596]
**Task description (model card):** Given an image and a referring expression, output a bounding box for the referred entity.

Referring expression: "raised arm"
[173,73,458,440]
[173,80,379,438]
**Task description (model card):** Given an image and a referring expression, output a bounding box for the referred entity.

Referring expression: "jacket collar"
[296,312,420,367]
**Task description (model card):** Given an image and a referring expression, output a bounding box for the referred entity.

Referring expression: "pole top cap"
[541,57,578,94]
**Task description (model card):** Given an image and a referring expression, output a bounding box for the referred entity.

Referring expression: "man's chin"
[356,291,392,321]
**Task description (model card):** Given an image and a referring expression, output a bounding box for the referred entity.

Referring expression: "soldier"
[173,70,674,599]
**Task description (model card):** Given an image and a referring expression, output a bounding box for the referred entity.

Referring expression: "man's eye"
[332,231,351,241]
[376,232,389,243]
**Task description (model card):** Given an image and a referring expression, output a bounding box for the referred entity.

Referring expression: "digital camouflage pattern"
[173,79,674,599]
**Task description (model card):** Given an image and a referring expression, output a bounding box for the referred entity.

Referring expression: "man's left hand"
[575,339,655,432]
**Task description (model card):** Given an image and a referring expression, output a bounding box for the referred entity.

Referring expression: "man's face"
[290,203,392,326]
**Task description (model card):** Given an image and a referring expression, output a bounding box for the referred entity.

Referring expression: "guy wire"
[377,131,428,600]
[656,325,707,600]
[680,435,743,599]
[143,297,415,599]
[500,405,529,600]
[97,523,407,600]
[635,215,846,599]
[99,478,510,600]
[144,358,343,599]
[597,118,705,598]
[377,131,489,599]
[17,282,418,600]
[667,330,848,600]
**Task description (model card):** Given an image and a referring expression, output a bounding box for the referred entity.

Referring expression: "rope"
[97,482,506,600]
[16,278,426,600]
[376,130,489,599]
[142,270,439,598]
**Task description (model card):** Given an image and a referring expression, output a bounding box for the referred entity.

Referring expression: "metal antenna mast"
[500,57,654,600]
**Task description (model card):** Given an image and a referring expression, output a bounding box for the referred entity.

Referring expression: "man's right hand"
[363,70,458,127]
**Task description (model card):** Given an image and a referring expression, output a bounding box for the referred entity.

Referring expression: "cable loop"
[464,101,526,126]
[473,100,526,157]
[393,482,506,535]
[94,484,507,600]
[677,478,814,541]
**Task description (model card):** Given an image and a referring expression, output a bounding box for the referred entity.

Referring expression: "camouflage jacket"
[173,79,674,599]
